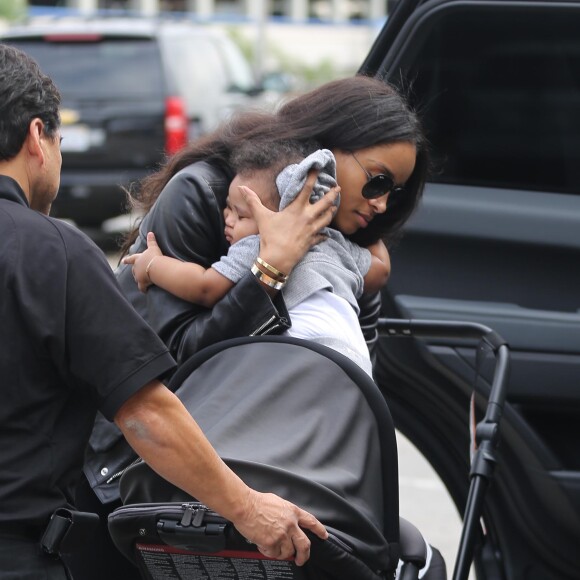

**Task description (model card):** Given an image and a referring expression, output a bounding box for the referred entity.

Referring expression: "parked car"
[363,1,580,579]
[0,17,269,233]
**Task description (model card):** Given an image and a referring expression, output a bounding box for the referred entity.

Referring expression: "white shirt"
[284,290,373,376]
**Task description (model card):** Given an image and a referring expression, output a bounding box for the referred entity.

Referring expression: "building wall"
[234,19,384,77]
[29,0,388,22]
[24,1,387,77]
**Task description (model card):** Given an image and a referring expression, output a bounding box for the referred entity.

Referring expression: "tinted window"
[395,7,580,195]
[5,38,165,99]
[164,35,229,97]
[162,33,255,101]
[216,36,256,92]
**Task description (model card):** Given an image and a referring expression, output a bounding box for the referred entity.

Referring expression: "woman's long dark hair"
[121,75,428,253]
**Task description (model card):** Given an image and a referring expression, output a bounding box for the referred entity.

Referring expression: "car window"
[163,35,228,107]
[215,36,256,92]
[4,38,165,99]
[396,7,580,195]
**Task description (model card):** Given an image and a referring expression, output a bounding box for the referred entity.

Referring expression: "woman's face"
[332,142,417,235]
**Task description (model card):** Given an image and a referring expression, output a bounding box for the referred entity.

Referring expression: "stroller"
[108,319,509,580]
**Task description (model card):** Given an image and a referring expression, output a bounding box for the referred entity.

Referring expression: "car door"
[361,1,580,579]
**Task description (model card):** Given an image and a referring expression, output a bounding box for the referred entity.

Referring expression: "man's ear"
[25,118,46,165]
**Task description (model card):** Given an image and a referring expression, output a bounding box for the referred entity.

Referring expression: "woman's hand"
[240,170,339,276]
[122,232,163,293]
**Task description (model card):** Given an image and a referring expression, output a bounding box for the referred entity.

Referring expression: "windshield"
[5,38,165,99]
[217,36,256,92]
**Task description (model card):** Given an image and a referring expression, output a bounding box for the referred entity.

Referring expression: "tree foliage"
[0,0,26,22]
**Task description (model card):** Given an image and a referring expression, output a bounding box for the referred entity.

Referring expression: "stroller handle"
[377,317,506,350]
[377,317,509,418]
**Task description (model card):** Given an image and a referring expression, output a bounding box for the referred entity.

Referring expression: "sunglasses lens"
[362,174,394,199]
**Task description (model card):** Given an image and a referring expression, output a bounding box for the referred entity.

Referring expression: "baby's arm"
[362,240,391,294]
[122,232,234,308]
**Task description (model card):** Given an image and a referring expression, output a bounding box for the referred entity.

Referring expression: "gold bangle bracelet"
[145,256,158,281]
[255,256,287,281]
[251,263,285,290]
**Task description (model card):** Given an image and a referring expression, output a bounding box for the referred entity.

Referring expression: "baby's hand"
[122,232,164,293]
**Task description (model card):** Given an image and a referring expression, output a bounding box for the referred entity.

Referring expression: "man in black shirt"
[0,44,326,579]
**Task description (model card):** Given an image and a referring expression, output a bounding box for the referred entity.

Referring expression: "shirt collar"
[0,175,30,208]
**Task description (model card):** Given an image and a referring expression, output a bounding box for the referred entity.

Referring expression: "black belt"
[0,509,99,555]
[41,509,99,555]
[0,522,46,540]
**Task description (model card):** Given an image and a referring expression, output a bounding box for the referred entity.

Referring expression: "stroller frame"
[377,318,510,580]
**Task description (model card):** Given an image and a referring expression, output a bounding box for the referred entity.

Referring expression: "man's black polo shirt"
[0,175,176,528]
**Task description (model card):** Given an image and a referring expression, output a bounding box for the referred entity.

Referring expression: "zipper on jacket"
[105,457,141,485]
[250,316,287,336]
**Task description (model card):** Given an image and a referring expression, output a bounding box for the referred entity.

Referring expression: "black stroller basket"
[108,321,509,580]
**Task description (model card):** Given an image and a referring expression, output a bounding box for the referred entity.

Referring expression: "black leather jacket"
[116,161,293,364]
[84,160,381,503]
[117,160,382,361]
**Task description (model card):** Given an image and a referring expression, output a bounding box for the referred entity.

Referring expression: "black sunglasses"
[351,152,406,200]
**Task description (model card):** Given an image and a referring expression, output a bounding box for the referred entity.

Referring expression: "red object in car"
[164,96,187,155]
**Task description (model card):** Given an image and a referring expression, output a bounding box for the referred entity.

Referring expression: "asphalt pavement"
[397,431,460,577]
[397,432,477,579]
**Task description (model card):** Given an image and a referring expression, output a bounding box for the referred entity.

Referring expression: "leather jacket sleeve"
[358,290,382,364]
[116,161,290,364]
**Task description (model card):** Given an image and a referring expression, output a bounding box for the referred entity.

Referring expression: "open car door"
[361,1,580,579]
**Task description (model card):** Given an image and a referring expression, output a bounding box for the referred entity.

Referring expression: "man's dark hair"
[0,44,61,161]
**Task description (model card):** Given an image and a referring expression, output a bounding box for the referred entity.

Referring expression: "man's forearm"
[114,379,327,565]
[115,380,250,523]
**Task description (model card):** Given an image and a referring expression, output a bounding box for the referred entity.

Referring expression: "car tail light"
[165,97,188,156]
[43,34,103,42]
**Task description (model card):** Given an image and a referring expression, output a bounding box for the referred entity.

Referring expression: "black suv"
[0,17,266,233]
[365,1,580,579]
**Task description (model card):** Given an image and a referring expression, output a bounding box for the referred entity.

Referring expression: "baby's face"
[223,175,260,245]
[223,172,277,244]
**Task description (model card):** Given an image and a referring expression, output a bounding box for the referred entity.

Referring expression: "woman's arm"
[363,240,391,294]
[358,290,382,360]
[358,241,389,360]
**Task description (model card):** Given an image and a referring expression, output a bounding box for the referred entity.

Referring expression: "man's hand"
[233,488,328,566]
